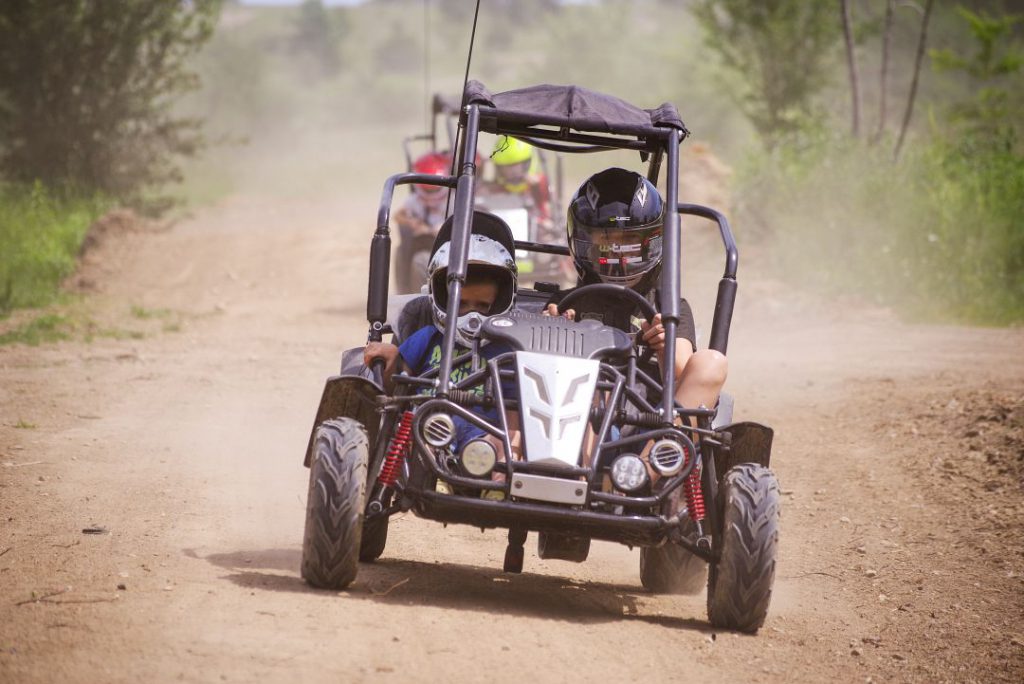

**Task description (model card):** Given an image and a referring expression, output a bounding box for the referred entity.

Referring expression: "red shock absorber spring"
[682,455,706,522]
[378,410,414,486]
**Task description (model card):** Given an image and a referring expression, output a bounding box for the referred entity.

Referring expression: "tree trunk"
[894,0,935,162]
[840,0,861,138]
[873,0,894,144]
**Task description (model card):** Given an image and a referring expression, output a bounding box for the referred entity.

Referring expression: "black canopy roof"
[463,80,688,140]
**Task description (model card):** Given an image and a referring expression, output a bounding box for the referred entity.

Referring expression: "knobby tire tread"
[707,463,780,633]
[301,418,368,590]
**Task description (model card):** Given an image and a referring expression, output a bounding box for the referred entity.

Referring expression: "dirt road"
[1,195,1022,683]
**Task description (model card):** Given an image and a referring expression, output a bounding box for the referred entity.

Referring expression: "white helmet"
[427,219,517,347]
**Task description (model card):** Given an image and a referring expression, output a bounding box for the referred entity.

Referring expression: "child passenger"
[364,212,519,454]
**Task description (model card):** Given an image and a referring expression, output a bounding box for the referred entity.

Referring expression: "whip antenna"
[423,0,430,136]
[459,0,482,115]
[446,0,482,215]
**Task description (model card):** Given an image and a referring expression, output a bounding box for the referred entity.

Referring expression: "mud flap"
[303,375,383,467]
[712,422,773,480]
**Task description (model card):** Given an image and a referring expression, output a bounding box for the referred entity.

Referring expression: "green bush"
[0,183,107,315]
[737,129,1024,324]
[0,1,219,209]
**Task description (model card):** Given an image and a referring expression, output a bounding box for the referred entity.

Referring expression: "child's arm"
[364,342,403,392]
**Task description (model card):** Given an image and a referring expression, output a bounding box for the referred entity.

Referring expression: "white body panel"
[515,351,599,469]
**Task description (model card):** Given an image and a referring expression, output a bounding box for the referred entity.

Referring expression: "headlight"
[460,439,497,477]
[649,439,687,477]
[421,413,456,448]
[610,454,648,493]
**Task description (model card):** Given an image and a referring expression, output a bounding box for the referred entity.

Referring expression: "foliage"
[0,307,166,346]
[691,0,840,150]
[292,0,344,78]
[0,314,72,347]
[711,1,1024,324]
[179,0,748,202]
[738,130,1024,324]
[930,6,1023,142]
[0,183,107,316]
[0,1,220,209]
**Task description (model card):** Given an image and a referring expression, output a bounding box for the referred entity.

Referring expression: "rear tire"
[706,463,780,633]
[640,519,707,595]
[359,515,388,562]
[301,418,368,590]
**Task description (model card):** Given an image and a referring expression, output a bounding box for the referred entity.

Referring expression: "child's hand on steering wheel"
[543,303,575,321]
[640,313,666,351]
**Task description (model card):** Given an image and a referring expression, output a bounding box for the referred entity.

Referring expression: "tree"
[0,1,220,206]
[872,0,895,144]
[292,0,342,78]
[840,0,861,137]
[691,0,840,149]
[893,0,935,161]
[929,5,1023,143]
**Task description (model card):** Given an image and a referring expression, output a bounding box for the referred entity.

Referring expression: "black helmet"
[567,167,664,291]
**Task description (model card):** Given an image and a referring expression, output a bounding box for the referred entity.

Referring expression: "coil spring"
[683,453,706,522]
[378,410,414,486]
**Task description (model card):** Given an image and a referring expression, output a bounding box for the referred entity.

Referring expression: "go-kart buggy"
[301,81,779,633]
[395,93,567,293]
[473,189,568,287]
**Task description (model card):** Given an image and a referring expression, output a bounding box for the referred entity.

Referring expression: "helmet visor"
[571,224,663,283]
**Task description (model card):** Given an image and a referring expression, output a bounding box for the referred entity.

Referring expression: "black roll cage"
[369,101,739,425]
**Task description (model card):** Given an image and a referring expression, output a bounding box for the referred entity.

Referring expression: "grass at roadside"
[0,182,108,316]
[0,304,184,347]
[0,313,73,346]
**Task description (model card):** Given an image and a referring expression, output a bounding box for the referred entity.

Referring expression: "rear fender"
[303,375,384,467]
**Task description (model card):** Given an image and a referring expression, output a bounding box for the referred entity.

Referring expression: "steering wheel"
[558,284,660,364]
[556,283,658,323]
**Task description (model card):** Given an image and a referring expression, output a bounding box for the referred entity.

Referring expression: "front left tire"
[301,418,368,590]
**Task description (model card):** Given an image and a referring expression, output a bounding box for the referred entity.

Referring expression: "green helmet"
[491,135,533,166]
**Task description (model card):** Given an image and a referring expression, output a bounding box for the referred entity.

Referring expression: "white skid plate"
[515,351,599,468]
[511,473,587,505]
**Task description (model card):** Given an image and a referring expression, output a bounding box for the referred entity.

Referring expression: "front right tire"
[706,463,780,633]
[301,418,368,590]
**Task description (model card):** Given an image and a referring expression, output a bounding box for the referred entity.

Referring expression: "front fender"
[711,421,774,479]
[303,375,384,467]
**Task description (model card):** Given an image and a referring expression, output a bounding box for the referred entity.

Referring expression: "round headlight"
[460,439,497,477]
[421,413,456,448]
[610,454,648,493]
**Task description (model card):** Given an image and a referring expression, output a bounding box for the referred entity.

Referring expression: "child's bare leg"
[675,349,728,412]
